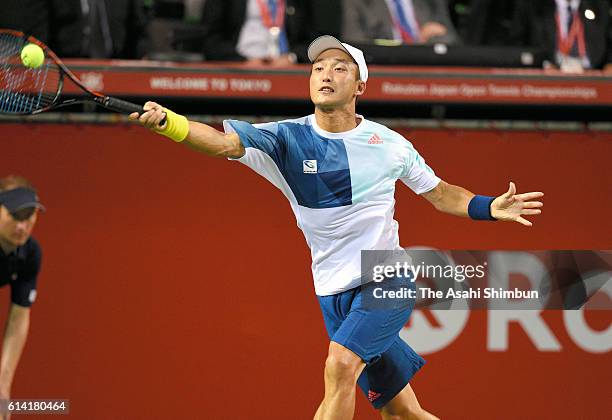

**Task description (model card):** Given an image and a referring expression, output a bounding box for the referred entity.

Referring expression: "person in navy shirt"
[0,175,44,408]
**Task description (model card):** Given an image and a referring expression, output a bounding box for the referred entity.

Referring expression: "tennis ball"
[21,43,45,69]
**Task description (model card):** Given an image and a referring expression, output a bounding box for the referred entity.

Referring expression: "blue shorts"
[317,280,425,409]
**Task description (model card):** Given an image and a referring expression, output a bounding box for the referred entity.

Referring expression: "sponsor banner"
[65,70,307,99]
[61,61,612,105]
[371,78,607,104]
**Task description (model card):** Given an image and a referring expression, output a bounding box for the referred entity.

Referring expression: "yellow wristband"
[156,108,189,143]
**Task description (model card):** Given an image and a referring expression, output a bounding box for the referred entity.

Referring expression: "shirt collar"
[309,114,366,139]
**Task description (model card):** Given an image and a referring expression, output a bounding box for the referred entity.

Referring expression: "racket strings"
[0,32,61,114]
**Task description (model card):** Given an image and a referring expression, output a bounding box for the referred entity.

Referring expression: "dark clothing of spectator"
[0,0,50,43]
[49,0,148,59]
[512,0,611,69]
[463,0,518,46]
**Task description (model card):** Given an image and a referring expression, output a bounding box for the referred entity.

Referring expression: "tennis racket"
[0,29,161,121]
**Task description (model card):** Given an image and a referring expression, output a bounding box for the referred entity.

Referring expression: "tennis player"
[0,176,44,415]
[131,35,543,420]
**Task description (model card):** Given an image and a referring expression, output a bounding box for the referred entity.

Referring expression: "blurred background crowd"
[1,0,611,72]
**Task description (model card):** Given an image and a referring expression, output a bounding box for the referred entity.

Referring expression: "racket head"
[0,29,90,115]
[0,29,151,119]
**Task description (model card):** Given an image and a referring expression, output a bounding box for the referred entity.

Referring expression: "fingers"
[495,183,543,227]
[516,206,541,226]
[503,183,544,206]
[521,209,541,215]
[131,101,167,129]
[128,101,156,121]
[515,191,544,201]
[522,201,543,209]
[140,102,166,129]
[516,216,533,227]
[502,182,516,203]
[507,182,516,196]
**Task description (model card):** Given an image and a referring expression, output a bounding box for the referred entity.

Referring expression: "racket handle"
[103,97,142,114]
[101,97,167,125]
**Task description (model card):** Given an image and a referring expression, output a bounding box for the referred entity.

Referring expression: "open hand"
[491,182,544,227]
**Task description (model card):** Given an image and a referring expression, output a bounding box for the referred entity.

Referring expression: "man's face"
[310,49,365,110]
[0,206,38,248]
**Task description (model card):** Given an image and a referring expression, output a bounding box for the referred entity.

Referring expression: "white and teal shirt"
[224,115,440,296]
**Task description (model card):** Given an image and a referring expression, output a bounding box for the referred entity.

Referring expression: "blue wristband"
[468,195,496,221]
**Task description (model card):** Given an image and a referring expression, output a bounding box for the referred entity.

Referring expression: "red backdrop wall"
[1,123,610,419]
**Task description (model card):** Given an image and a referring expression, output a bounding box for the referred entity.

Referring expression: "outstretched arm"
[129,102,245,158]
[422,181,543,226]
[420,180,473,217]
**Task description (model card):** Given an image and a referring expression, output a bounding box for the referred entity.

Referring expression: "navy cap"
[0,187,46,214]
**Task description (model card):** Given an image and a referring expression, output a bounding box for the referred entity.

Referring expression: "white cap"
[307,35,369,82]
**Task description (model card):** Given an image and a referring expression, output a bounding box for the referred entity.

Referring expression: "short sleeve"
[222,119,296,200]
[11,240,41,307]
[399,139,441,194]
[223,119,285,160]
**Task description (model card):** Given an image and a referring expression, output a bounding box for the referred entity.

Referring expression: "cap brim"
[307,35,352,63]
[10,202,46,213]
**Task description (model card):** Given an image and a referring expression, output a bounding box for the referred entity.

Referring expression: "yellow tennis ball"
[21,43,45,69]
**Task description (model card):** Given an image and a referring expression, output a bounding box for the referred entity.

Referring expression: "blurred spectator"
[458,0,519,46]
[342,0,460,45]
[512,0,612,72]
[48,0,148,59]
[0,0,50,43]
[200,0,341,64]
[147,0,207,61]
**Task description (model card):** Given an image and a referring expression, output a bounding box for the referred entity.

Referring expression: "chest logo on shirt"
[368,134,383,144]
[11,273,17,281]
[303,160,318,173]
